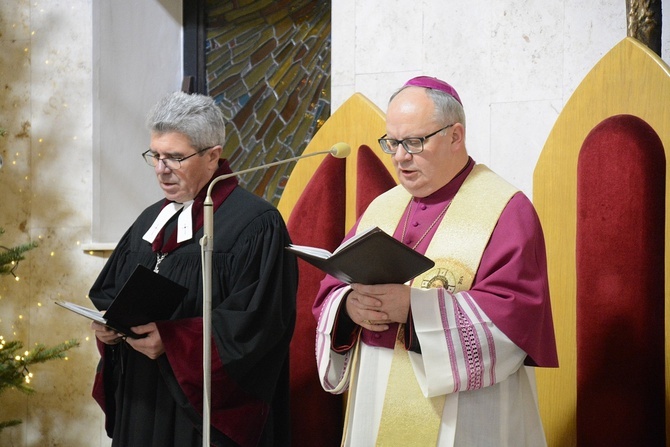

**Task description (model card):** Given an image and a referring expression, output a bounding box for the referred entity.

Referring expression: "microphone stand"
[199,144,349,447]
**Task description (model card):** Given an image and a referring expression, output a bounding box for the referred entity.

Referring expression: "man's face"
[148,131,219,203]
[385,87,463,198]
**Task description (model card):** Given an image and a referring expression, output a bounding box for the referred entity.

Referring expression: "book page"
[56,301,107,324]
[287,244,333,259]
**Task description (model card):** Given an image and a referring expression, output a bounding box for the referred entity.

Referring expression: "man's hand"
[125,323,165,359]
[91,321,125,345]
[345,283,411,331]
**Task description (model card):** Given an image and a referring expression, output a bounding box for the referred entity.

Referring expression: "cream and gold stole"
[352,164,518,446]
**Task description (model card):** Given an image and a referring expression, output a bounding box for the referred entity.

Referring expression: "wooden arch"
[277,92,395,446]
[534,37,670,446]
[278,92,394,227]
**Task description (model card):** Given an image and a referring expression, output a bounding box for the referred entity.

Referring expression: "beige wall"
[0,1,109,446]
[0,0,182,445]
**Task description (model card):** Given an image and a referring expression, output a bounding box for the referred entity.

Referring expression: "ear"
[451,123,465,146]
[209,145,224,161]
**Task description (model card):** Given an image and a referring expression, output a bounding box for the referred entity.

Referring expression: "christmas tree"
[0,230,80,432]
[0,124,80,432]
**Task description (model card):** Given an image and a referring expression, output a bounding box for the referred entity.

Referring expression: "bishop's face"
[385,87,466,198]
[148,131,220,203]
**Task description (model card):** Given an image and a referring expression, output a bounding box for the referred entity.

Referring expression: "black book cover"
[286,226,435,285]
[56,264,187,338]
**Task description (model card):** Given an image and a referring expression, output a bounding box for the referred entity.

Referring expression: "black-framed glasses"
[378,124,454,154]
[141,146,216,170]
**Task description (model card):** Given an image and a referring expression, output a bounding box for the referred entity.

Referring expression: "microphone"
[328,142,351,158]
[203,141,351,229]
[206,142,350,192]
[198,142,350,446]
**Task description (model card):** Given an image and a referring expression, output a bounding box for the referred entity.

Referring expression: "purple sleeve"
[469,192,558,367]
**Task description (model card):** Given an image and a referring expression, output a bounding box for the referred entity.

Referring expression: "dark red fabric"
[355,145,397,218]
[287,154,346,447]
[92,340,111,433]
[153,160,238,253]
[286,147,398,445]
[576,114,666,446]
[158,318,268,447]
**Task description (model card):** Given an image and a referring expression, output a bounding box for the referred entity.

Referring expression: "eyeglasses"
[142,146,215,170]
[378,124,454,154]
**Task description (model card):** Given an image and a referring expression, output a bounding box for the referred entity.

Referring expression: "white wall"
[91,0,182,244]
[331,0,670,199]
[91,0,670,241]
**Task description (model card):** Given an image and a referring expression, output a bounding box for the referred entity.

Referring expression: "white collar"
[142,200,195,245]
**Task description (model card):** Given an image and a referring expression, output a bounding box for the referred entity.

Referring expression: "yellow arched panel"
[534,37,670,446]
[278,92,394,229]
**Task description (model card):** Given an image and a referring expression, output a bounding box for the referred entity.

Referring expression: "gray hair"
[146,91,226,149]
[390,86,466,130]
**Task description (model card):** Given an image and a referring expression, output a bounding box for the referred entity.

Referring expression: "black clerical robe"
[89,186,298,447]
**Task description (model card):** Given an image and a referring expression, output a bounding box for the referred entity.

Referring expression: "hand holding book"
[56,264,187,338]
[286,226,435,285]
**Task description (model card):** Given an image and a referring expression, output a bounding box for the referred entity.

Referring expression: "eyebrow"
[147,149,188,158]
[385,133,423,140]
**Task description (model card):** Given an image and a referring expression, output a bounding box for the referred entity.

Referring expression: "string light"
[0,229,79,392]
[2,259,22,280]
[0,240,34,280]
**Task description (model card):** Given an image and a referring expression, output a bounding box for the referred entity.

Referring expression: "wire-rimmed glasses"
[141,146,215,170]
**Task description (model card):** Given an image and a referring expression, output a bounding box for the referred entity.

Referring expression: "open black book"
[286,226,435,285]
[56,264,187,338]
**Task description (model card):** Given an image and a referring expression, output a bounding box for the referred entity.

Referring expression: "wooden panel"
[533,37,670,446]
[278,93,394,231]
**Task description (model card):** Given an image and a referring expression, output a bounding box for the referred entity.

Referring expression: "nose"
[393,146,412,162]
[154,158,172,172]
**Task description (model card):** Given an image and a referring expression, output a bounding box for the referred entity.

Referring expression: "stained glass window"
[192,1,331,204]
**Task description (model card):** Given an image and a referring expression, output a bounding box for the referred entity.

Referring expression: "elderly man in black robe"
[89,91,297,447]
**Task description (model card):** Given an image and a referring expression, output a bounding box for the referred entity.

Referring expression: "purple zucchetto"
[404,76,462,105]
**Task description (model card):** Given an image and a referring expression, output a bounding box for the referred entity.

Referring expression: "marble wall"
[0,0,668,446]
[332,0,670,198]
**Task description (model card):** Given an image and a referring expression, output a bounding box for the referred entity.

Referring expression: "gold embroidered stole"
[354,164,518,446]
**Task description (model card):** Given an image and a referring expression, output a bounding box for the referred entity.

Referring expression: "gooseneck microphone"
[203,141,351,244]
[199,142,350,446]
[207,142,350,196]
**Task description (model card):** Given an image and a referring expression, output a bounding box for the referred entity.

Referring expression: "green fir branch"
[0,228,38,276]
[0,243,38,275]
[0,227,80,432]
[0,420,22,431]
[0,338,80,396]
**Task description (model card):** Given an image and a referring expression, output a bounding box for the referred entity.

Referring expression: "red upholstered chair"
[534,37,670,446]
[277,93,396,446]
